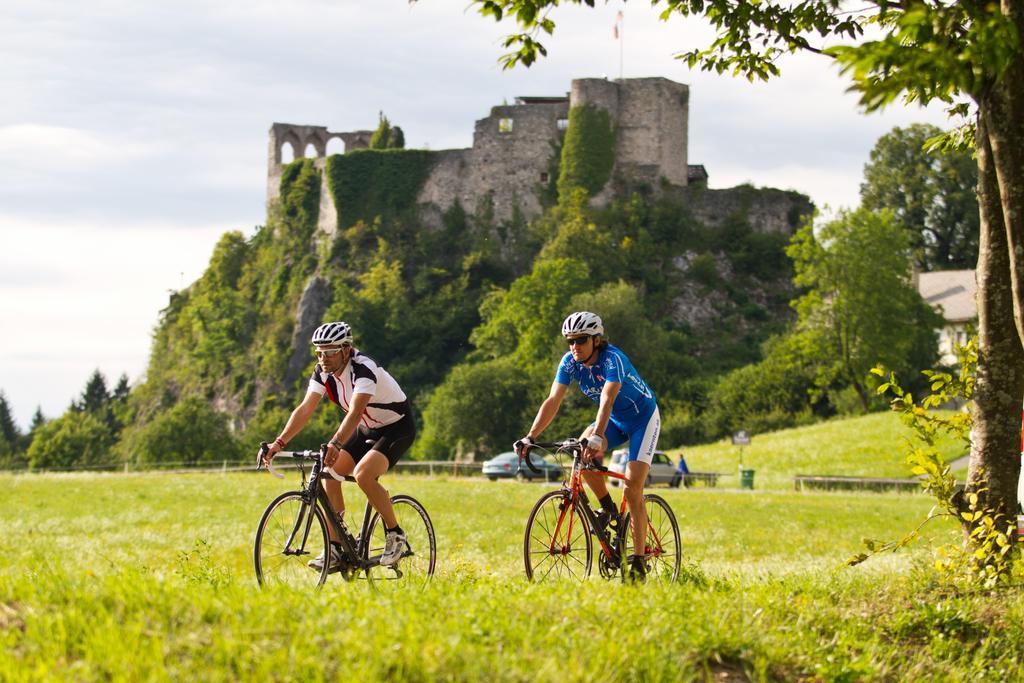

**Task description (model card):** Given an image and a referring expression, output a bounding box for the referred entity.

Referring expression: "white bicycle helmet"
[311,321,352,346]
[561,311,603,338]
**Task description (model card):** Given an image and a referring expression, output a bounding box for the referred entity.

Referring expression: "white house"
[917,269,977,366]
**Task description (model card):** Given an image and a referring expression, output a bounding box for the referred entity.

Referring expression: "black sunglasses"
[566,336,592,347]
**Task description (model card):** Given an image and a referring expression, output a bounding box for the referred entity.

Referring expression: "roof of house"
[918,269,977,323]
[687,164,708,182]
[513,96,570,105]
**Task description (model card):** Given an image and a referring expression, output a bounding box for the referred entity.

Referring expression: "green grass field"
[2,468,1021,681]
[676,411,968,490]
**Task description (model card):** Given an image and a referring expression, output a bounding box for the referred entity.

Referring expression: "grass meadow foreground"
[1,471,1022,681]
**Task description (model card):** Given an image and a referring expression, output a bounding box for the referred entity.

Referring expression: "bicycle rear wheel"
[524,490,593,582]
[365,494,436,591]
[254,492,330,588]
[620,493,681,582]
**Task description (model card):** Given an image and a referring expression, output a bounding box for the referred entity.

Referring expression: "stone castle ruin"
[266,76,805,237]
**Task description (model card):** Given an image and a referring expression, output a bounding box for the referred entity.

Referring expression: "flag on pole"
[613,10,623,39]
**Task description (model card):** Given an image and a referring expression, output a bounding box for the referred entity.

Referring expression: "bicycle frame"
[260,445,381,571]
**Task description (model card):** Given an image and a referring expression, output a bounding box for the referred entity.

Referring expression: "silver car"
[482,451,563,482]
[608,449,679,487]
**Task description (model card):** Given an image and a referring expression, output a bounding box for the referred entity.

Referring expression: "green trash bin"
[739,467,755,490]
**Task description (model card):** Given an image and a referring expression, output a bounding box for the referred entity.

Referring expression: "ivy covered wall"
[557,104,616,197]
[326,149,437,228]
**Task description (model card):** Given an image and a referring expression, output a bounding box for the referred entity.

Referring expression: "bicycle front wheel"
[254,492,330,588]
[365,494,436,591]
[524,490,593,582]
[621,493,681,582]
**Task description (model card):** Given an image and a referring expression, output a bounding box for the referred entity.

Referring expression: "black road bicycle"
[253,443,436,590]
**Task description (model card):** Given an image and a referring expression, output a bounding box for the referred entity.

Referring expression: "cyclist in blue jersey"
[514,311,660,581]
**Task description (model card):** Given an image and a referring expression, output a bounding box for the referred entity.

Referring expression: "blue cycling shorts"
[593,404,661,465]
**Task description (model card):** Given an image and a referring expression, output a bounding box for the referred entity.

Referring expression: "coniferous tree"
[112,374,130,402]
[390,126,405,149]
[23,406,46,452]
[368,112,406,149]
[109,373,131,433]
[368,112,393,150]
[29,406,46,432]
[0,391,19,448]
[78,370,110,414]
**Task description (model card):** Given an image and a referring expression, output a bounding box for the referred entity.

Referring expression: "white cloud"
[0,215,228,427]
[0,124,163,168]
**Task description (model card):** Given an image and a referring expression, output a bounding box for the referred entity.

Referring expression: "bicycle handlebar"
[522,438,611,473]
[522,438,584,474]
[257,443,348,481]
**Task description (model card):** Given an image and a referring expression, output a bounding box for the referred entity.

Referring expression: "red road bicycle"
[521,439,681,583]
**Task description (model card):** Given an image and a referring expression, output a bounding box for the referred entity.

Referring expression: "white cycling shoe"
[380,531,409,566]
[307,544,342,571]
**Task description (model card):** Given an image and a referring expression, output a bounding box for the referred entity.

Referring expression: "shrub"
[125,398,240,465]
[417,357,542,460]
[26,412,114,469]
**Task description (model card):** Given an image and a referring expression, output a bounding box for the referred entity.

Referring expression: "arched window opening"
[280,141,296,164]
[326,137,345,156]
[304,142,318,159]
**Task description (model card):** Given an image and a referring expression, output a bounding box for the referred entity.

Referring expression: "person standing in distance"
[260,321,417,571]
[514,312,660,581]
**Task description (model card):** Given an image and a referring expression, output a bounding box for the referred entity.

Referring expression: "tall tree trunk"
[968,104,1024,535]
[967,0,1024,537]
[987,0,1024,349]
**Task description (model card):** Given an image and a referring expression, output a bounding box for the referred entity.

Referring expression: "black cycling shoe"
[594,509,620,534]
[627,554,648,583]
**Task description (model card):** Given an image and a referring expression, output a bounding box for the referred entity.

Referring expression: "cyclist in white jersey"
[514,311,660,581]
[260,321,416,570]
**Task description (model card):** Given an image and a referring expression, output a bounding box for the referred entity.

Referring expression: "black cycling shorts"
[339,404,416,469]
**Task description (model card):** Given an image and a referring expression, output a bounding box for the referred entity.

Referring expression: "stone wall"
[616,78,688,188]
[682,185,812,235]
[314,157,337,237]
[418,99,568,224]
[574,77,689,190]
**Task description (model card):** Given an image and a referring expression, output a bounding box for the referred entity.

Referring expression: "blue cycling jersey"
[555,344,657,425]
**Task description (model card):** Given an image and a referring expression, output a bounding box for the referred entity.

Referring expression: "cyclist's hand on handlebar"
[582,434,606,462]
[259,440,281,466]
[513,435,535,458]
[325,439,341,467]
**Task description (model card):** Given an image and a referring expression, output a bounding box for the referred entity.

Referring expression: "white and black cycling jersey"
[307,349,410,428]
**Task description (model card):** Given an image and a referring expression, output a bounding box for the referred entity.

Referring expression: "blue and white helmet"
[561,311,603,338]
[311,321,352,346]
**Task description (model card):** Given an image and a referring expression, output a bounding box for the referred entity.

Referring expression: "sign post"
[732,430,754,490]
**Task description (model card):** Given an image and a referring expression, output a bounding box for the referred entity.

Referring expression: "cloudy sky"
[0,0,950,429]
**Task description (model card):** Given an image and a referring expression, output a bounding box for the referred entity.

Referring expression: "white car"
[608,449,679,487]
